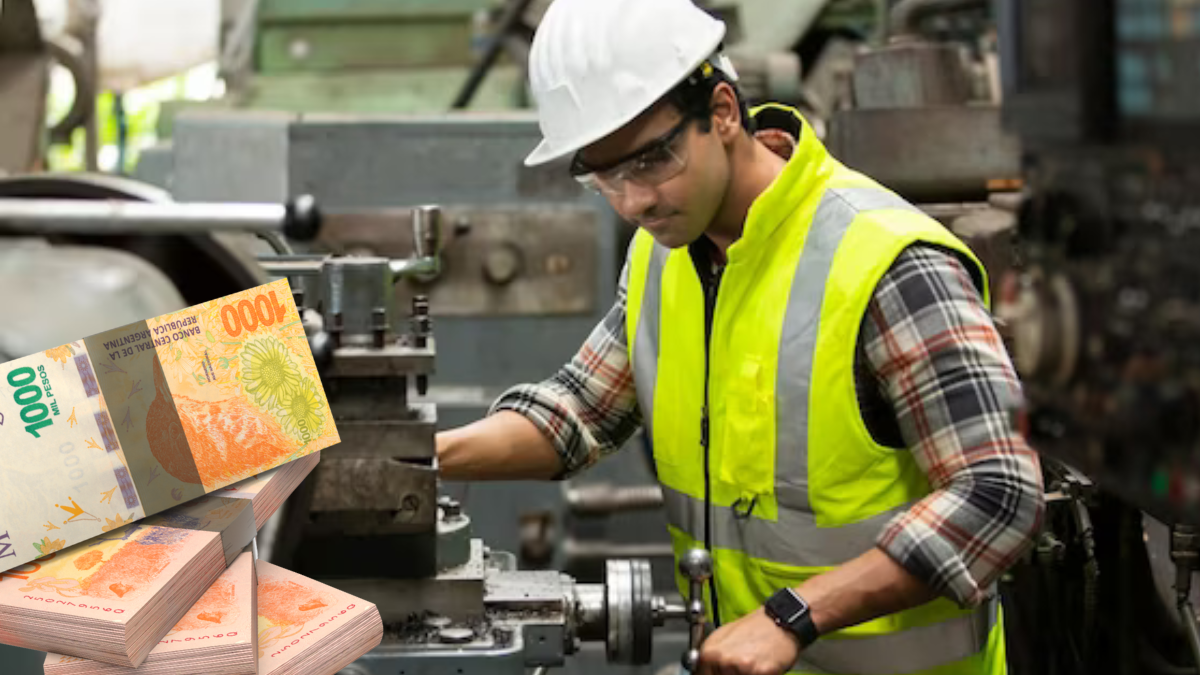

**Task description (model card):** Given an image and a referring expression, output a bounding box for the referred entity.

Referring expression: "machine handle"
[678,548,713,672]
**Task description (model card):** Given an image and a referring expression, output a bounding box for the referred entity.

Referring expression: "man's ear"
[710,82,742,143]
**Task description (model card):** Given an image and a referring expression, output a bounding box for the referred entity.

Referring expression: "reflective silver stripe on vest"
[633,244,670,441]
[661,485,908,566]
[797,597,997,675]
[776,186,920,511]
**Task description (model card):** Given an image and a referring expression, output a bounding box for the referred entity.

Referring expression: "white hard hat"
[523,0,730,167]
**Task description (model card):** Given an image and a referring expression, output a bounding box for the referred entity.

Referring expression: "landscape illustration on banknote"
[0,279,339,571]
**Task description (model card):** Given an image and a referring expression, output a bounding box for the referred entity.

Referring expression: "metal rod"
[566,483,664,517]
[562,539,675,561]
[259,256,328,277]
[259,231,295,255]
[0,198,288,234]
[657,600,688,622]
[389,256,440,278]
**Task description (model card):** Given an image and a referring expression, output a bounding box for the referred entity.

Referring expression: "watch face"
[771,588,809,624]
[767,588,818,648]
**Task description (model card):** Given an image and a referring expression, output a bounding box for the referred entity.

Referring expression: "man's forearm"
[436,411,563,481]
[695,547,940,675]
[797,547,936,636]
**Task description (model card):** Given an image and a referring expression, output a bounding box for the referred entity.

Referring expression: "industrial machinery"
[250,227,705,671]
[992,0,1200,673]
[22,1,1200,674]
[0,178,707,674]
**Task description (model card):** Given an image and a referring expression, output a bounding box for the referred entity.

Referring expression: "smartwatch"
[764,587,820,649]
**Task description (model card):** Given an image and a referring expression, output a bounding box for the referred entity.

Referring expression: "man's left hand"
[696,607,800,675]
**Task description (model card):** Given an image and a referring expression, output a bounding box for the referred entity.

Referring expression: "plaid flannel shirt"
[491,243,1044,608]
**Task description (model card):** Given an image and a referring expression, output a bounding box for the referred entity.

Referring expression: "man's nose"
[612,181,658,222]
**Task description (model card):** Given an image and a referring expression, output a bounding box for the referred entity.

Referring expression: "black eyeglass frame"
[569,115,694,177]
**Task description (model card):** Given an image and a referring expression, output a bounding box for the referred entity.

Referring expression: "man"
[437,1,1044,673]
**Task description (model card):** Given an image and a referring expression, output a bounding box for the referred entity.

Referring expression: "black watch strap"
[764,587,820,649]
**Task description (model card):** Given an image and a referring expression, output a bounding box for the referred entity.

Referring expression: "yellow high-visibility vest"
[624,104,1007,675]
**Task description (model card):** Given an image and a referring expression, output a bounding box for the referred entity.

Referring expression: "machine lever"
[678,548,713,672]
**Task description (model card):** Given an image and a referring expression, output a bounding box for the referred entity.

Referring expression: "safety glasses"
[570,117,693,196]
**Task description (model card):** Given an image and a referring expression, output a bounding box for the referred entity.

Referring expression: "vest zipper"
[701,261,723,628]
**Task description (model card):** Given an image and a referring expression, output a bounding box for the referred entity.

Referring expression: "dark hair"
[662,54,754,134]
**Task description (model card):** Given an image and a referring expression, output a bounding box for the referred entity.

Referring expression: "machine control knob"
[283,194,321,242]
[679,548,713,582]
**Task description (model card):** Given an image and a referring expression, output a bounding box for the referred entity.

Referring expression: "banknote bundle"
[44,551,258,675]
[0,278,340,573]
[255,560,383,675]
[213,452,320,531]
[0,452,318,666]
[44,556,384,675]
[0,522,225,667]
[144,452,320,565]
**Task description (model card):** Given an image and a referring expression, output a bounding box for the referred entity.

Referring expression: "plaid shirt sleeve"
[867,245,1045,608]
[488,259,641,479]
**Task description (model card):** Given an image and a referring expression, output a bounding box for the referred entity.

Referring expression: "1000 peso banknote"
[0,278,339,572]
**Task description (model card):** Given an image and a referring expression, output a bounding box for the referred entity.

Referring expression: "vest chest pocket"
[718,356,775,503]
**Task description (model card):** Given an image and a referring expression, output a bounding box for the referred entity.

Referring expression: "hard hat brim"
[523,137,566,167]
[523,21,725,168]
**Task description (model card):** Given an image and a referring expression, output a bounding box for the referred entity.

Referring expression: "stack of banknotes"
[0,520,226,667]
[44,552,258,675]
[43,556,384,675]
[0,453,319,666]
[254,560,383,675]
[0,278,340,574]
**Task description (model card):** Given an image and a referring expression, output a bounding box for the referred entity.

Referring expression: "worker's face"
[574,88,736,249]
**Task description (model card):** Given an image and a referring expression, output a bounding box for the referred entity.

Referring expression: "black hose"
[451,0,536,110]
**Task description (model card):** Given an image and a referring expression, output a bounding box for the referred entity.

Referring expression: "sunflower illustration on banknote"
[276,377,325,443]
[240,337,302,409]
